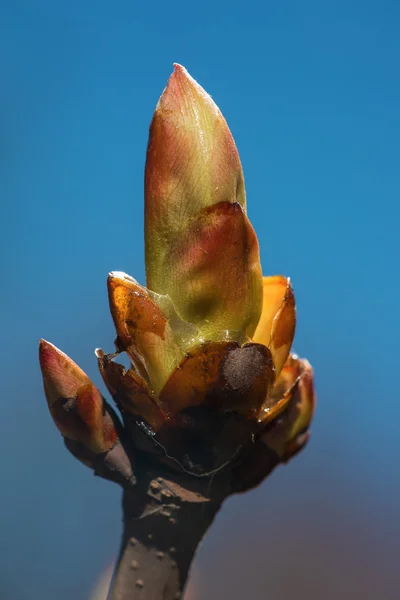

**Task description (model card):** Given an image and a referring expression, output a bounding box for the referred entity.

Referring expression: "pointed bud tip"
[39,338,55,354]
[170,64,202,90]
[156,62,217,118]
[108,271,138,287]
[39,339,90,406]
[170,63,197,87]
[172,62,187,74]
[39,338,68,371]
[108,270,127,279]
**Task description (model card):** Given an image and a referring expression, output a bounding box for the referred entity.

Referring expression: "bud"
[145,64,262,342]
[39,66,316,484]
[39,339,117,454]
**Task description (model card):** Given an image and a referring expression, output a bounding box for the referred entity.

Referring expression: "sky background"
[1,1,399,598]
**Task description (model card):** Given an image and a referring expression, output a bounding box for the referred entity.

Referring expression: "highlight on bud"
[39,340,118,454]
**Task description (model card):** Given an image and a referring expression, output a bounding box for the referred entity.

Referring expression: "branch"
[108,465,231,600]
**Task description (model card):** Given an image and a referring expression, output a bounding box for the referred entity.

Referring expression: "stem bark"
[108,467,228,600]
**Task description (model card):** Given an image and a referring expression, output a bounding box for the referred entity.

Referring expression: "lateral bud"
[39,339,135,487]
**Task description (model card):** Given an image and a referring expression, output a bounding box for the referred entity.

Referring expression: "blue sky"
[1,1,399,598]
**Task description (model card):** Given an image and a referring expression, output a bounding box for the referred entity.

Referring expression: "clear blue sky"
[1,1,399,598]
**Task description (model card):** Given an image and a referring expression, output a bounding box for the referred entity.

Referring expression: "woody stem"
[107,469,228,600]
